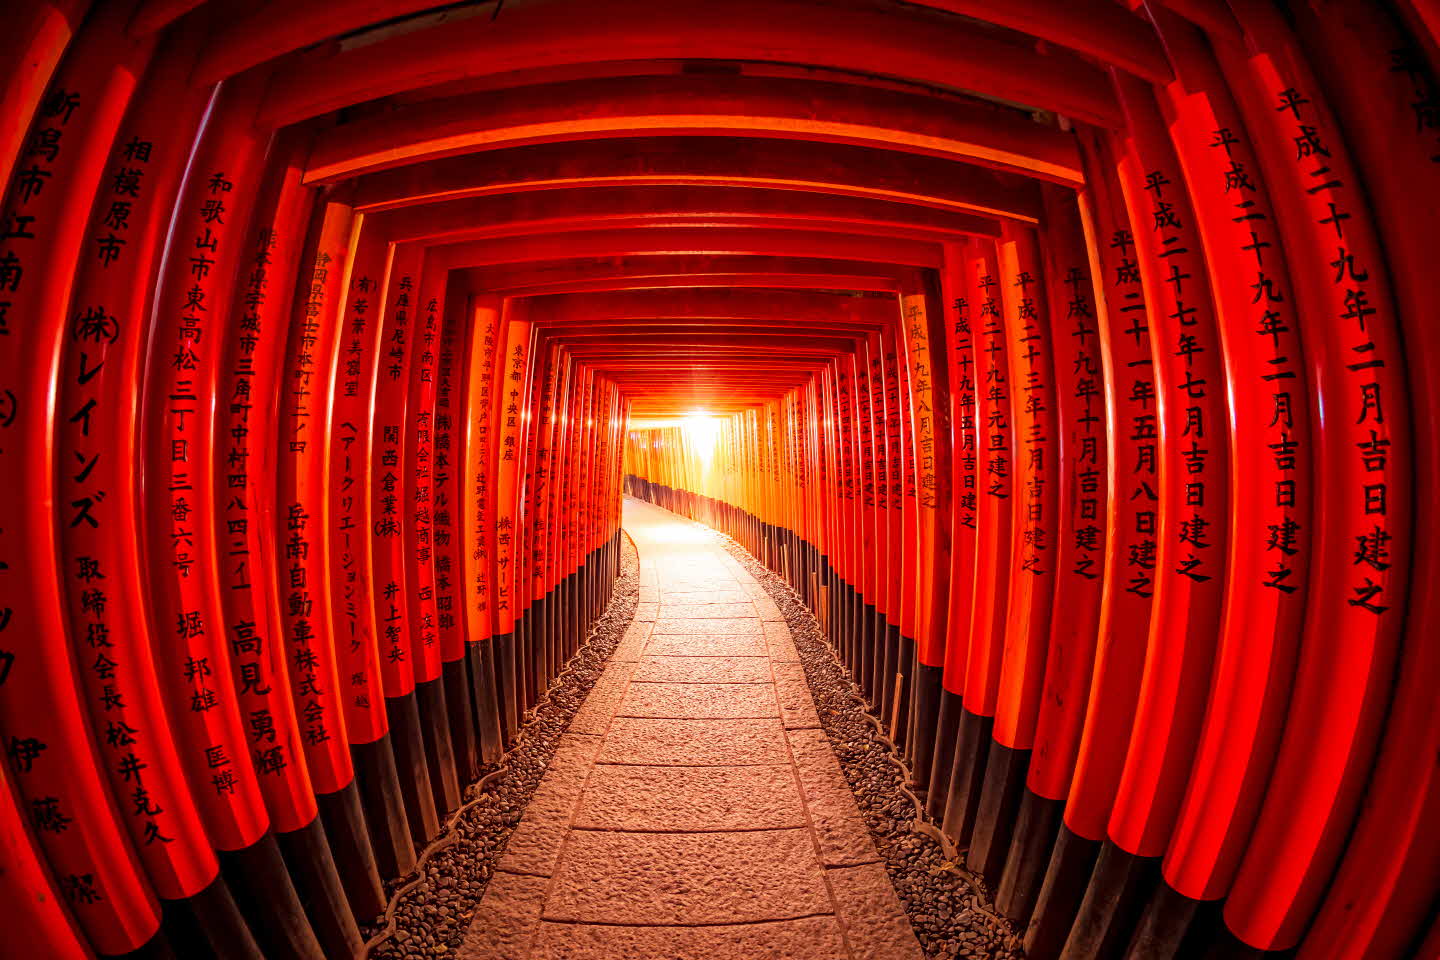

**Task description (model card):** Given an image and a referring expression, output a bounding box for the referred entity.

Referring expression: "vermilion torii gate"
[1,1,1437,958]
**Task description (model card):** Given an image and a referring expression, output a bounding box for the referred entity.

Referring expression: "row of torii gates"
[1,0,1437,958]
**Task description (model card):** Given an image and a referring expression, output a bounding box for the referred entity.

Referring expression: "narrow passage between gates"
[455,498,923,959]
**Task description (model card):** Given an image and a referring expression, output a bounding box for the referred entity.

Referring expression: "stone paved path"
[457,497,924,960]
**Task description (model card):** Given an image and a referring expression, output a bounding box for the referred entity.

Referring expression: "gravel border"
[364,535,640,959]
[716,534,1024,960]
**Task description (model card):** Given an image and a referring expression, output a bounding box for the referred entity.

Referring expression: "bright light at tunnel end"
[683,410,723,467]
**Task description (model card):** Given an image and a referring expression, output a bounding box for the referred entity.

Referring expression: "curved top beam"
[426,226,944,269]
[523,287,900,325]
[303,73,1083,184]
[456,254,922,296]
[253,0,1123,128]
[195,0,1167,92]
[351,137,1044,222]
[370,187,1002,245]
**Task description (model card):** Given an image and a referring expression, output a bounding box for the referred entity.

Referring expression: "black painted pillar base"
[415,675,461,817]
[901,636,920,757]
[1127,880,1209,960]
[859,600,879,701]
[351,733,415,879]
[997,789,1063,928]
[513,607,532,716]
[535,592,553,693]
[969,740,1031,880]
[559,573,575,661]
[107,931,180,960]
[219,832,325,960]
[387,690,440,846]
[317,779,385,922]
[467,639,504,765]
[866,606,886,709]
[559,573,572,661]
[926,689,963,822]
[550,588,565,687]
[941,708,992,849]
[885,625,908,745]
[840,590,852,679]
[820,562,835,643]
[275,815,363,958]
[1059,839,1161,960]
[443,657,478,784]
[494,629,519,747]
[1201,928,1296,960]
[855,597,872,697]
[815,551,832,617]
[161,874,264,960]
[1027,823,1101,960]
[906,660,941,794]
[528,599,545,703]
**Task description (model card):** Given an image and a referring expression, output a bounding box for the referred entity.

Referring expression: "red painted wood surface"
[991,224,1059,753]
[1211,2,1413,948]
[1026,189,1105,802]
[53,18,218,899]
[1061,128,1157,844]
[938,243,979,699]
[325,215,390,745]
[960,242,1012,720]
[1105,75,1229,861]
[371,242,421,699]
[276,195,357,789]
[1,3,1435,955]
[0,6,163,950]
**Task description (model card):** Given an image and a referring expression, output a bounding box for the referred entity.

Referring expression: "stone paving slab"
[568,661,636,735]
[655,579,742,593]
[459,498,922,960]
[610,621,651,662]
[652,616,764,636]
[496,736,603,876]
[774,661,823,729]
[787,729,878,867]
[661,566,732,578]
[529,916,850,960]
[596,717,791,765]
[657,601,758,618]
[456,870,548,960]
[543,828,832,925]
[661,590,753,604]
[755,596,786,621]
[618,681,779,719]
[573,763,805,832]
[827,862,925,960]
[766,619,802,661]
[542,735,605,793]
[643,634,768,657]
[632,655,772,684]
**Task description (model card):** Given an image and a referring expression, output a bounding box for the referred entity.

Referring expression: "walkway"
[457,497,923,959]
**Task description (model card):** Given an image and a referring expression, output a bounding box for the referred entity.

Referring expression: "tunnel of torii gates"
[2,0,1440,958]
